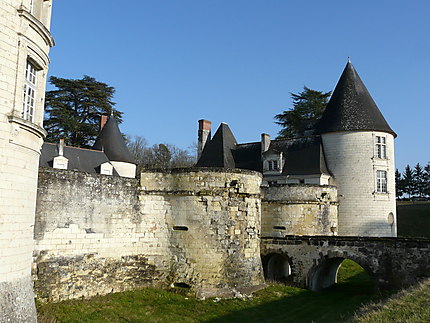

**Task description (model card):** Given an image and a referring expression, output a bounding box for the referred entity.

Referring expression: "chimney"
[53,138,68,170]
[100,115,108,131]
[261,133,270,155]
[198,119,211,159]
[58,138,65,156]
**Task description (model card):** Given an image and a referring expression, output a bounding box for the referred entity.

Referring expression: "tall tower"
[316,61,397,237]
[0,1,54,321]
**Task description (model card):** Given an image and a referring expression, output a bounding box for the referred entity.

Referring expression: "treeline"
[126,136,196,172]
[396,163,430,199]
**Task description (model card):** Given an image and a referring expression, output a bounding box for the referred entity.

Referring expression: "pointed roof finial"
[348,56,351,63]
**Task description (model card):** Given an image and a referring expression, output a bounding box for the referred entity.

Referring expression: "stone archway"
[262,253,291,283]
[308,257,373,291]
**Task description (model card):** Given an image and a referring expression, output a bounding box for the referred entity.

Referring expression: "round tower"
[0,1,54,321]
[316,61,397,237]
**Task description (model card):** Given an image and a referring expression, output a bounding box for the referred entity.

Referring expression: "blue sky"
[48,1,430,171]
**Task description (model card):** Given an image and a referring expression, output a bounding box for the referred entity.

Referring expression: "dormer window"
[268,160,279,171]
[375,136,387,159]
[22,61,37,122]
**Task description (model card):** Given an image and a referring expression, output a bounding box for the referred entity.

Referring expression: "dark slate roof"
[282,137,330,176]
[316,61,396,137]
[197,122,329,176]
[196,123,237,168]
[39,142,118,174]
[92,117,136,163]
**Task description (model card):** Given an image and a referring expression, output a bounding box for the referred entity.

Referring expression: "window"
[22,61,37,122]
[375,136,387,159]
[268,160,279,171]
[29,0,34,14]
[376,170,387,193]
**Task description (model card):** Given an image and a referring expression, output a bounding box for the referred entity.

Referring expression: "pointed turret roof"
[316,61,396,137]
[92,116,136,164]
[196,123,237,168]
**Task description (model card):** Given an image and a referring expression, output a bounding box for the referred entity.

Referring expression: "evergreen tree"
[424,163,430,198]
[44,75,123,148]
[403,165,414,199]
[395,168,404,199]
[413,163,426,197]
[275,86,331,139]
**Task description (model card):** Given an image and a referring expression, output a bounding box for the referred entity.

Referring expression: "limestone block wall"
[261,185,338,237]
[34,167,265,301]
[322,131,396,237]
[34,168,170,302]
[0,1,53,322]
[140,168,264,298]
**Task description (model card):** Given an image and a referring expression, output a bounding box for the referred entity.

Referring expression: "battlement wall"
[261,184,338,236]
[34,168,264,301]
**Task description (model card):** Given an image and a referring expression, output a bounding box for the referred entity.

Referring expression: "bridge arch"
[262,253,291,283]
[308,256,373,291]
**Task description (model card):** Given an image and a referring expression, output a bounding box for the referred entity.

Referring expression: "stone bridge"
[261,236,430,291]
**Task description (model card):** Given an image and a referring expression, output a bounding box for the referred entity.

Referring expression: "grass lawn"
[352,278,430,323]
[37,260,387,323]
[397,201,430,238]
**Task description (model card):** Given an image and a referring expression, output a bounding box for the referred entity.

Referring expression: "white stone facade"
[322,131,397,237]
[0,1,53,321]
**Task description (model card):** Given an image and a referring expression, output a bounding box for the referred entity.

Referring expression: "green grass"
[397,201,430,238]
[37,260,385,323]
[38,202,430,322]
[352,278,430,323]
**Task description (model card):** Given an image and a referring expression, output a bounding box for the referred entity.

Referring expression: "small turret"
[93,116,136,178]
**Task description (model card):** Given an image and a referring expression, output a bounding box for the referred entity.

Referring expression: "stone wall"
[34,167,265,301]
[261,236,430,291]
[0,1,53,322]
[261,185,338,236]
[322,131,397,237]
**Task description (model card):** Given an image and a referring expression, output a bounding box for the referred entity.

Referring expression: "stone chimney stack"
[100,115,108,131]
[261,133,270,155]
[198,119,211,160]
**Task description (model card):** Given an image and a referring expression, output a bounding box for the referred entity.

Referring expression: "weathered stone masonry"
[261,236,430,291]
[34,167,265,301]
[262,184,338,237]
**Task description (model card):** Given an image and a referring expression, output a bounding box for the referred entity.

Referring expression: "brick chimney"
[198,119,211,159]
[261,133,270,156]
[100,115,108,131]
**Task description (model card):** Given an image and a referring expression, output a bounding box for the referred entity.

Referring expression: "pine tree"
[44,75,123,148]
[413,163,426,197]
[424,162,430,198]
[275,87,331,139]
[395,168,404,199]
[403,165,414,199]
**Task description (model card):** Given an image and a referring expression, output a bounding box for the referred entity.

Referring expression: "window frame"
[29,0,34,14]
[268,160,279,171]
[376,170,388,193]
[375,136,387,159]
[22,61,37,122]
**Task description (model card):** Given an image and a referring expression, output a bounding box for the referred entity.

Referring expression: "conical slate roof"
[196,123,237,168]
[316,61,396,137]
[92,116,136,164]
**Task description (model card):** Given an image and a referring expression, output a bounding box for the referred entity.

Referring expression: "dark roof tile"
[316,61,396,137]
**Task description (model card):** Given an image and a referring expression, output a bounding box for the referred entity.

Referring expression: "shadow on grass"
[206,261,390,323]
